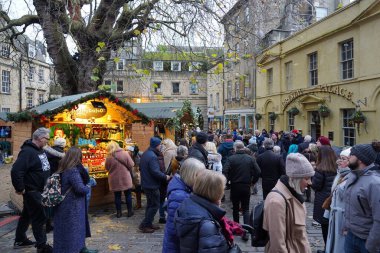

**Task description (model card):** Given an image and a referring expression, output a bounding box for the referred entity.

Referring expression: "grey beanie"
[350,144,377,166]
[286,153,315,178]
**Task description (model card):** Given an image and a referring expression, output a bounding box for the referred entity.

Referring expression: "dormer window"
[28,45,36,58]
[153,61,163,71]
[171,61,181,71]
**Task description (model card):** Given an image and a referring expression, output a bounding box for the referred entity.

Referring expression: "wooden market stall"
[9,91,152,207]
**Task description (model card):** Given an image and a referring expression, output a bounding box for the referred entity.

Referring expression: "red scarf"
[219,216,245,245]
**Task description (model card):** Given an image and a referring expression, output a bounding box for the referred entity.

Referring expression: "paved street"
[0,177,324,253]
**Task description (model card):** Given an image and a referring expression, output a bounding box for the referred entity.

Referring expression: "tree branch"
[0,12,40,33]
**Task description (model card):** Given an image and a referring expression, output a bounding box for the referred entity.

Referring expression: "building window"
[116,80,123,92]
[189,62,201,71]
[38,69,44,82]
[28,67,35,80]
[341,40,354,80]
[153,61,163,71]
[235,17,240,33]
[209,94,213,108]
[245,7,250,23]
[116,59,124,70]
[38,94,44,105]
[235,81,240,100]
[227,81,232,102]
[288,112,295,131]
[309,52,318,86]
[269,112,275,131]
[172,82,180,94]
[285,61,293,90]
[153,82,161,93]
[1,44,10,58]
[104,80,111,86]
[190,82,198,94]
[316,7,328,21]
[27,92,34,108]
[1,108,10,113]
[342,109,355,146]
[171,61,181,71]
[267,68,273,94]
[216,93,220,110]
[28,45,36,58]
[1,70,10,93]
[243,75,250,98]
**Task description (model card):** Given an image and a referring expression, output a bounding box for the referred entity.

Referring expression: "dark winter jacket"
[11,140,51,192]
[188,142,209,168]
[298,141,311,154]
[162,174,192,253]
[140,147,167,190]
[292,134,303,144]
[46,145,65,174]
[256,150,286,191]
[311,170,337,224]
[53,165,90,253]
[175,194,229,253]
[223,150,261,185]
[217,140,234,166]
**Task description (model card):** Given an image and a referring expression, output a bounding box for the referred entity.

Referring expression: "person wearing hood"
[44,137,66,174]
[204,141,223,173]
[344,144,380,253]
[161,139,177,171]
[325,148,351,253]
[217,133,234,167]
[11,127,52,252]
[188,132,209,168]
[162,158,205,253]
[174,170,230,253]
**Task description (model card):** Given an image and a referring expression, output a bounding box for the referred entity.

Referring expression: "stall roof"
[130,102,197,119]
[0,112,8,121]
[31,91,98,114]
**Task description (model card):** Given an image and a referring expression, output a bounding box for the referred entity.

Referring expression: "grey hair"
[177,145,188,157]
[288,177,303,195]
[304,135,312,142]
[180,158,205,187]
[273,145,281,155]
[32,127,50,140]
[233,140,245,151]
[263,138,274,149]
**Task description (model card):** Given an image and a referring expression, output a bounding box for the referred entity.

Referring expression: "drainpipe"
[222,60,225,130]
[19,57,22,111]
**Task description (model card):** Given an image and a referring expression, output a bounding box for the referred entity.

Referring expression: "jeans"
[344,231,369,253]
[15,191,47,247]
[114,189,132,212]
[140,188,160,228]
[231,183,251,224]
[159,199,165,219]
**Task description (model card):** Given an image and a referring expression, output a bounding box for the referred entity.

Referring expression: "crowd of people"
[8,126,380,253]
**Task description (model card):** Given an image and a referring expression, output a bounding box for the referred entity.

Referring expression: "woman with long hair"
[53,147,96,253]
[312,145,337,252]
[105,141,135,218]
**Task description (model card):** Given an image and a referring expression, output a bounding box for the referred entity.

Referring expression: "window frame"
[285,61,293,90]
[153,82,162,94]
[189,82,198,94]
[1,108,10,113]
[267,68,273,94]
[28,45,36,58]
[172,82,180,94]
[28,67,35,80]
[342,109,356,146]
[153,61,163,71]
[288,112,295,131]
[309,52,318,86]
[227,81,232,102]
[341,39,354,80]
[27,92,34,108]
[116,80,123,92]
[1,44,10,58]
[116,59,125,70]
[216,93,220,110]
[171,61,181,72]
[235,81,240,100]
[38,69,44,82]
[38,94,44,105]
[1,70,10,94]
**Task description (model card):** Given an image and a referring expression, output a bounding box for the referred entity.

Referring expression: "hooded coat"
[162,174,192,253]
[217,140,234,166]
[188,142,209,168]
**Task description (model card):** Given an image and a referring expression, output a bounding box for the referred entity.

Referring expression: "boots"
[127,210,134,217]
[135,192,142,209]
[116,209,122,218]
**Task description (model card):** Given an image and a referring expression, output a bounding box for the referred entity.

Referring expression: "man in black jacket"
[188,132,209,168]
[224,141,261,224]
[11,127,53,253]
[257,138,286,199]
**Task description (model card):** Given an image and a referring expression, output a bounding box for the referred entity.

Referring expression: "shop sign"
[75,102,107,119]
[282,84,354,109]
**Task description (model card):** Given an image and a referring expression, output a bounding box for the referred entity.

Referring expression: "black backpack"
[249,189,287,247]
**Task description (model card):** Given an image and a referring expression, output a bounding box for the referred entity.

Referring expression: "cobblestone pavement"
[0,183,324,253]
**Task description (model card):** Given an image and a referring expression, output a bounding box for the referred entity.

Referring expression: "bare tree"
[0,0,232,95]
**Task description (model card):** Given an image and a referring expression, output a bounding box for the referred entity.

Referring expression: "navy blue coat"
[53,165,90,253]
[175,194,229,253]
[140,147,167,190]
[217,141,234,166]
[162,174,192,253]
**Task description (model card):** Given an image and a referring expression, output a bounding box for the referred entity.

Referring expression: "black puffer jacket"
[188,143,209,168]
[311,170,337,224]
[223,150,261,185]
[256,150,286,191]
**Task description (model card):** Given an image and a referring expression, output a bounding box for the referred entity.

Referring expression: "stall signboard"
[0,126,11,138]
[76,101,107,119]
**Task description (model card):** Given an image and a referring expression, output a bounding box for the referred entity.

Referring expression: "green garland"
[49,124,81,146]
[7,90,150,124]
[166,100,196,131]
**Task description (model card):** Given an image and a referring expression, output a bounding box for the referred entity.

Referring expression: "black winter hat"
[196,132,208,144]
[350,144,377,166]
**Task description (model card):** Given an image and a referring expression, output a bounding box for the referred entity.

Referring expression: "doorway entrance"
[309,111,321,141]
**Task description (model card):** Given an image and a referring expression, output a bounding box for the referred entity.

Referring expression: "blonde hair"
[193,170,226,203]
[106,141,121,156]
[180,158,205,187]
[288,177,303,195]
[162,138,176,150]
[204,141,217,154]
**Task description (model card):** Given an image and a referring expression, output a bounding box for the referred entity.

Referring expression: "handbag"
[322,194,333,210]
[229,243,242,253]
